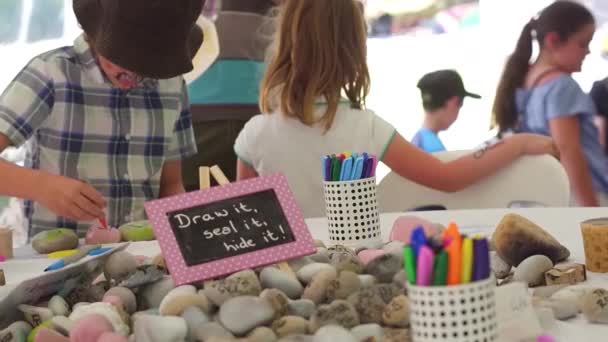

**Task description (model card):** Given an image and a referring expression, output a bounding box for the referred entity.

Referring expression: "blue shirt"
[516,74,608,194]
[411,128,446,153]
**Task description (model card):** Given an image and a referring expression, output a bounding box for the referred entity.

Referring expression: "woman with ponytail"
[492,1,608,206]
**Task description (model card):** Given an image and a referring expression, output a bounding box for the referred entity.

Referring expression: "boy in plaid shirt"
[0,0,204,236]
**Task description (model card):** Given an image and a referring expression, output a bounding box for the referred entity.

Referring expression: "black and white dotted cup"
[323,177,381,247]
[407,277,498,342]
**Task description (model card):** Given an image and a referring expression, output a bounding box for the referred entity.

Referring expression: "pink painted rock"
[97,332,128,342]
[357,249,386,265]
[69,314,114,342]
[390,216,438,244]
[85,223,121,245]
[34,327,69,342]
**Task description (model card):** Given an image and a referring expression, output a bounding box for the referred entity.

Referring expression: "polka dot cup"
[323,177,381,247]
[407,277,498,342]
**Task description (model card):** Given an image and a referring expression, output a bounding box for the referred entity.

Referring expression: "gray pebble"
[347,289,386,324]
[193,322,235,341]
[205,269,262,306]
[581,288,608,324]
[50,315,73,336]
[302,269,337,304]
[18,304,53,327]
[329,252,364,274]
[383,327,411,341]
[118,265,165,288]
[297,263,337,284]
[513,255,553,287]
[382,241,405,259]
[104,251,138,283]
[105,287,137,314]
[181,306,209,341]
[537,299,578,320]
[0,321,31,342]
[247,326,278,342]
[365,254,402,283]
[133,314,188,342]
[358,275,377,288]
[287,299,316,319]
[48,295,70,316]
[326,271,361,301]
[278,334,313,342]
[219,296,275,336]
[140,276,175,309]
[288,257,315,272]
[309,248,330,263]
[260,288,290,320]
[491,251,512,279]
[350,323,383,341]
[272,315,309,337]
[392,270,408,289]
[260,267,304,299]
[309,300,360,332]
[371,284,403,304]
[313,325,357,342]
[382,295,410,327]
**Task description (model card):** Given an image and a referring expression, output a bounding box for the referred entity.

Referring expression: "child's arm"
[549,116,598,206]
[383,132,556,193]
[237,159,258,180]
[159,160,186,197]
[0,134,106,220]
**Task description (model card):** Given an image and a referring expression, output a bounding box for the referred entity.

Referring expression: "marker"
[444,225,462,285]
[472,238,490,281]
[403,246,416,285]
[44,245,105,272]
[331,156,341,181]
[461,237,473,284]
[99,217,108,229]
[433,250,448,286]
[410,226,427,259]
[47,249,78,259]
[416,245,434,286]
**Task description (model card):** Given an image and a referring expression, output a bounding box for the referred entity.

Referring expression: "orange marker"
[444,222,462,285]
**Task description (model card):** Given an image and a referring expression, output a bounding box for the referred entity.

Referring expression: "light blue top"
[516,74,608,194]
[411,128,446,153]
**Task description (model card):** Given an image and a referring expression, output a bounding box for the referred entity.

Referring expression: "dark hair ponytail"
[491,21,534,134]
[491,0,594,134]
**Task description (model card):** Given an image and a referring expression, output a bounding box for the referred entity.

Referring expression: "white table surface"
[3,207,608,339]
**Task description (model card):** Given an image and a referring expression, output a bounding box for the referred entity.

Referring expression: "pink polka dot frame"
[144,173,316,285]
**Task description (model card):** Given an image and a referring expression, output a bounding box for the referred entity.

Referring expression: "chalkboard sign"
[144,173,316,285]
[168,189,295,266]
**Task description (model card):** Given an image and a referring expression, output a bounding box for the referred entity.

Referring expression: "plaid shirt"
[0,34,197,236]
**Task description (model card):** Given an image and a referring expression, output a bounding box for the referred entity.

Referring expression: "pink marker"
[0,255,5,262]
[99,217,108,230]
[416,245,434,286]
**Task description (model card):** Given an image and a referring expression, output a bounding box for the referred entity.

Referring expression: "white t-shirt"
[234,103,396,218]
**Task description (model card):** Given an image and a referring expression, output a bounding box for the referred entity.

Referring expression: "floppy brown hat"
[74,0,204,79]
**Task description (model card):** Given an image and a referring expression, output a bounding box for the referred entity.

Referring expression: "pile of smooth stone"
[2,213,608,342]
[0,239,413,342]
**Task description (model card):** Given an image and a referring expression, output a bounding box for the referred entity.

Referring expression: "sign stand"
[198,165,297,280]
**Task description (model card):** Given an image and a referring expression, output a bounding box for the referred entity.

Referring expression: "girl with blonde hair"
[235,0,558,217]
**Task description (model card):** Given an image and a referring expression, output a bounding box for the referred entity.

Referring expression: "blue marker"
[45,245,110,272]
[410,226,427,259]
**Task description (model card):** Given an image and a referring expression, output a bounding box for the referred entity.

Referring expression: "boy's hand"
[36,173,107,221]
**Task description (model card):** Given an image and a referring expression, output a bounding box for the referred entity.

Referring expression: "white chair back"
[377,150,570,212]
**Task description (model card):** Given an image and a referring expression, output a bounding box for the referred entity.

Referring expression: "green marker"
[433,250,448,286]
[331,156,341,181]
[403,246,416,284]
